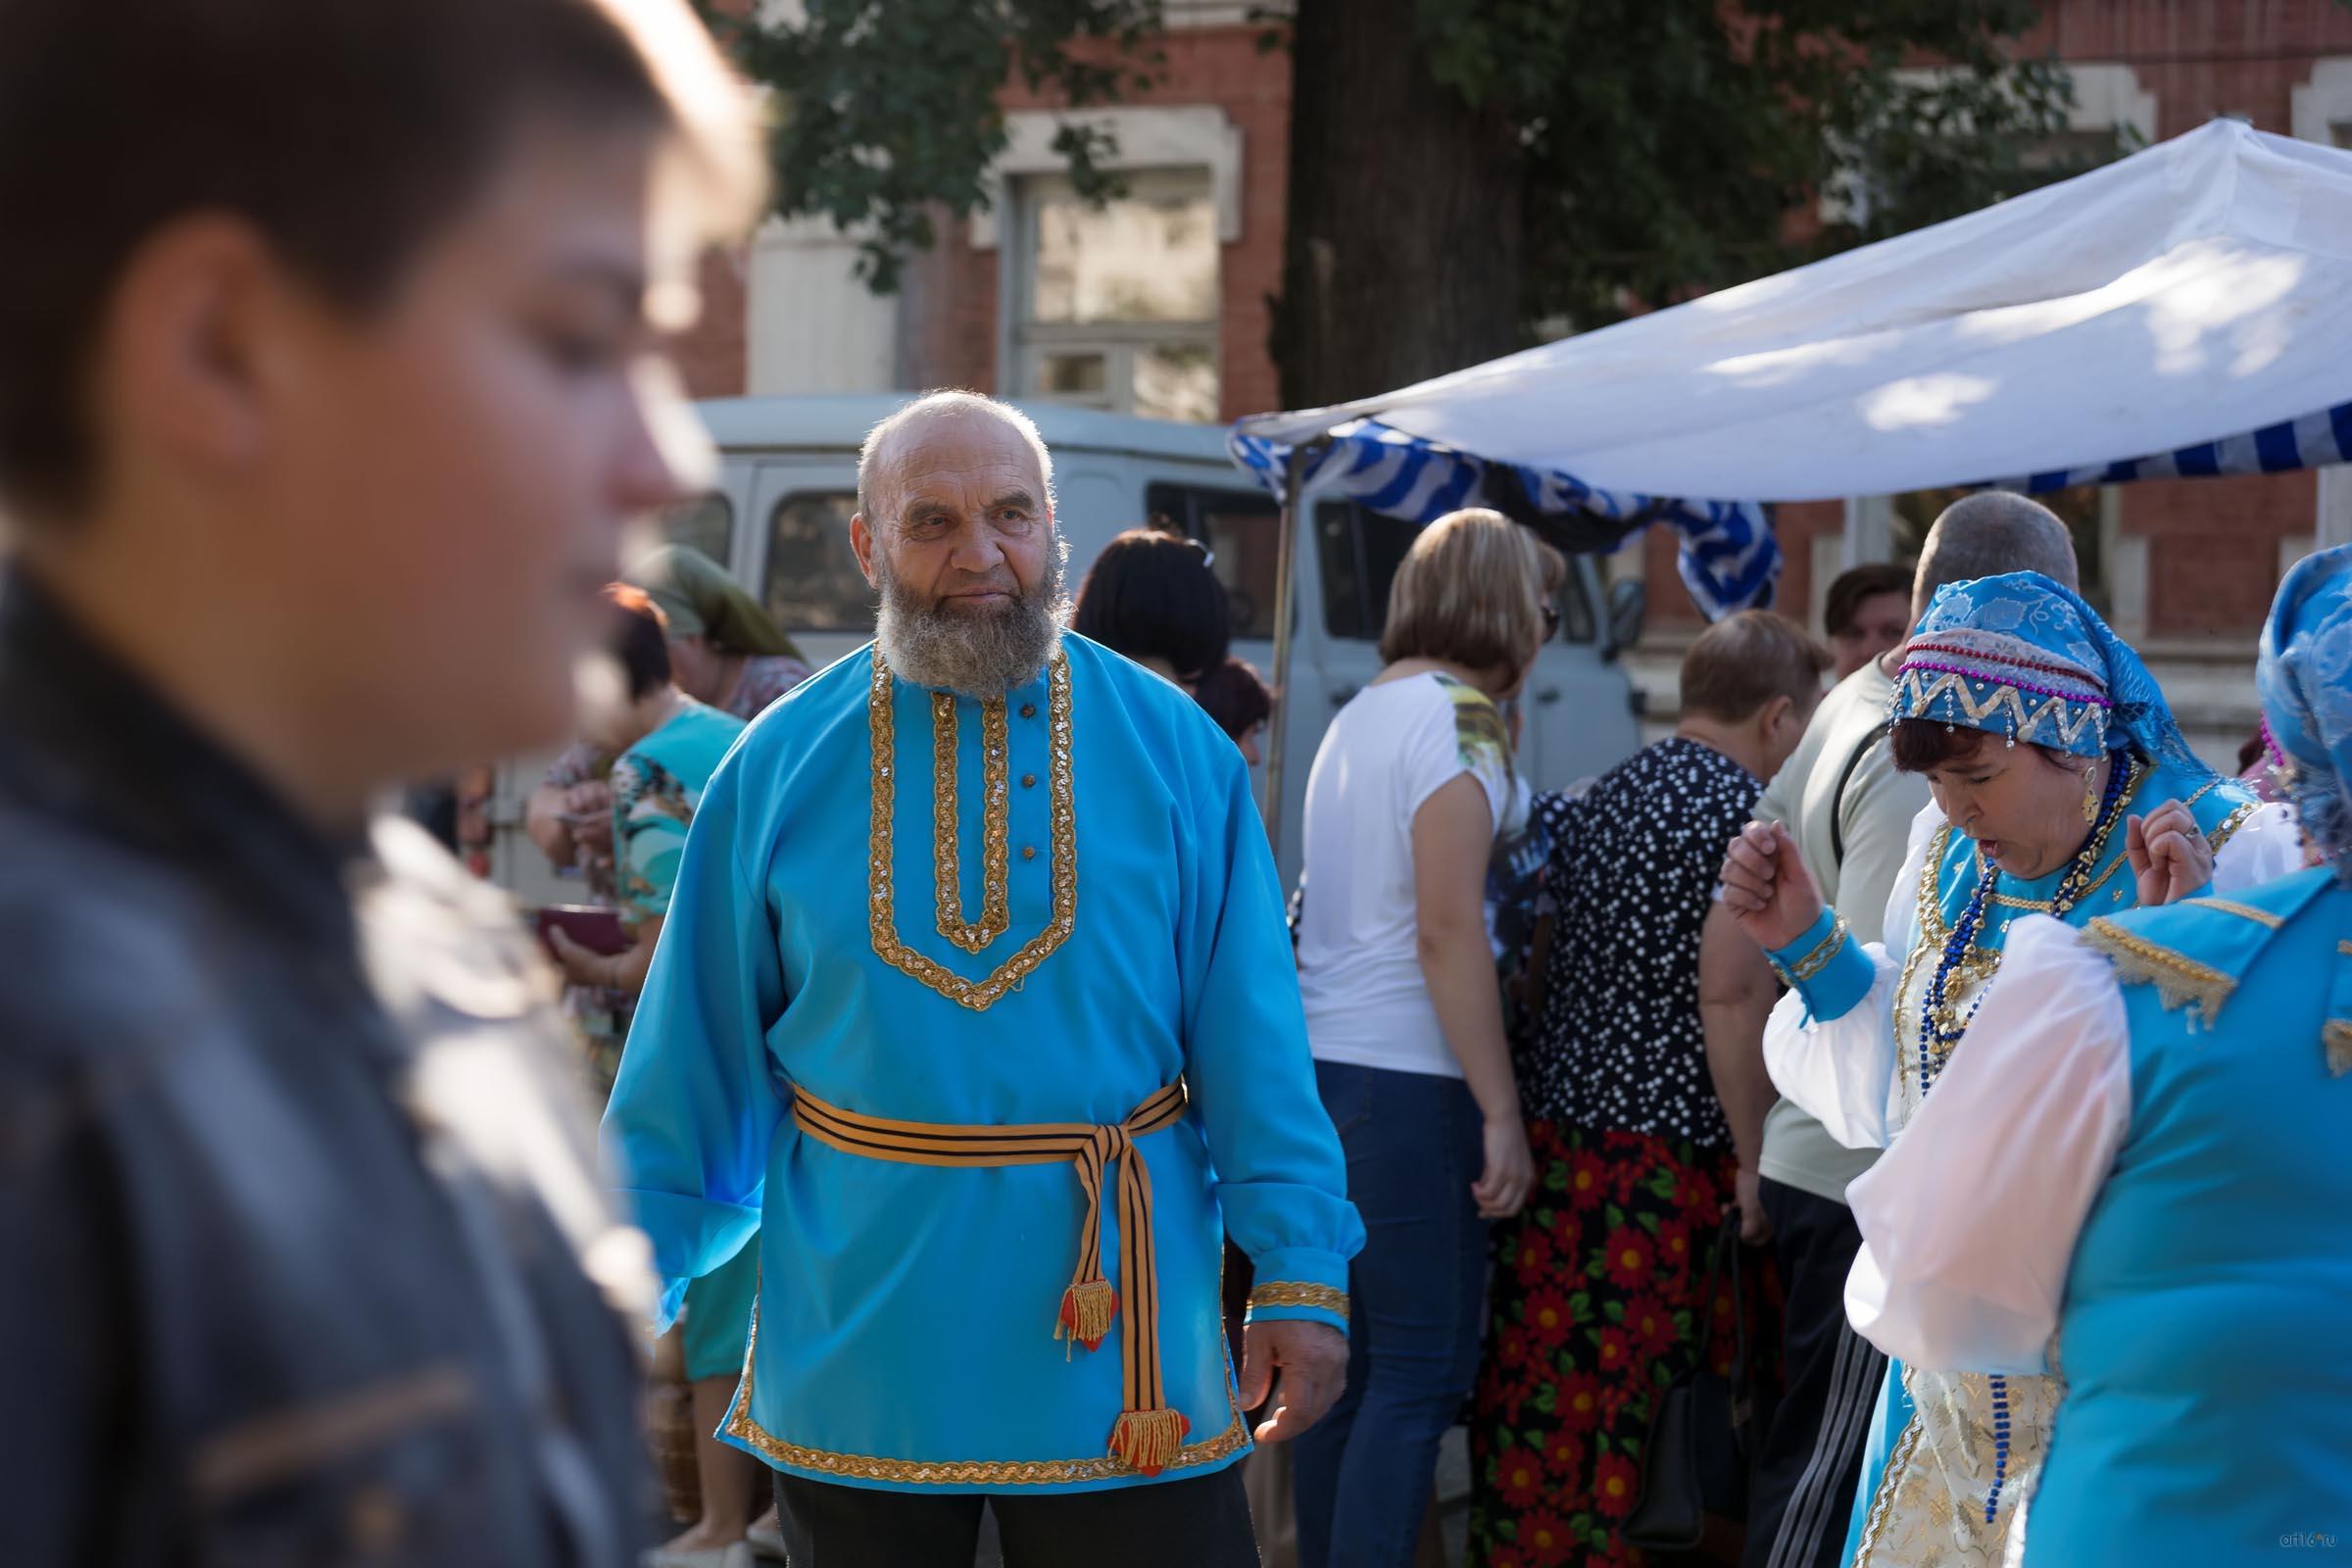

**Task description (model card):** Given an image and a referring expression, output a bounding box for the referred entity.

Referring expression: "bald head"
[1912,491,2080,623]
[850,391,1066,697]
[858,391,1055,528]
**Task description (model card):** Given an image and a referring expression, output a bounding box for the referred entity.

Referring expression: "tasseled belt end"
[1107,1406,1191,1478]
[1055,1279,1117,1353]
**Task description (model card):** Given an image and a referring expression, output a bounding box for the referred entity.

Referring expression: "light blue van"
[490,395,1642,898]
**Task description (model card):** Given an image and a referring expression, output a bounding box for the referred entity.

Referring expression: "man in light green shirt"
[1699,494,2078,1568]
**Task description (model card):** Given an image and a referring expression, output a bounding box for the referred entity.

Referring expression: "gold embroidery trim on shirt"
[2182,897,2284,929]
[1247,1283,1350,1322]
[2206,801,2259,856]
[932,689,1011,953]
[722,1271,1250,1486]
[869,652,1077,1012]
[2084,917,2236,1026]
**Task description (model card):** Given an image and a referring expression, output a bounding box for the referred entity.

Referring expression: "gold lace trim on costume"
[722,1260,1250,1486]
[1851,1396,1929,1568]
[2083,918,2235,1026]
[933,691,1012,953]
[1247,1283,1350,1321]
[869,652,1077,1011]
[2206,801,2260,856]
[2182,897,2284,929]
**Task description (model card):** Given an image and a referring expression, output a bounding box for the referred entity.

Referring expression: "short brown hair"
[1824,563,1913,638]
[0,0,762,519]
[1680,611,1832,723]
[1379,509,1562,678]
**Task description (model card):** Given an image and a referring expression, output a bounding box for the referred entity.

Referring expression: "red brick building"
[675,0,2352,758]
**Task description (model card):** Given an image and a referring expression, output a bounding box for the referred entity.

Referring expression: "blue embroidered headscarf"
[2257,544,2352,876]
[1891,569,2212,782]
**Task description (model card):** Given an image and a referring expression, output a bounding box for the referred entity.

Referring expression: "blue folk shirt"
[603,634,1363,1493]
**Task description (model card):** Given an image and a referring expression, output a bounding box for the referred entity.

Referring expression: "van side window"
[1315,502,1418,641]
[1141,483,1280,639]
[662,493,733,566]
[763,492,873,635]
[1316,501,1598,646]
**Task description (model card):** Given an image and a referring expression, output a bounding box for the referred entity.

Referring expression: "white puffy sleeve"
[2213,801,2305,890]
[1760,803,1942,1151]
[1842,914,2131,1375]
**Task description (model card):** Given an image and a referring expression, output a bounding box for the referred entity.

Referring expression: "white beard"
[872,545,1068,699]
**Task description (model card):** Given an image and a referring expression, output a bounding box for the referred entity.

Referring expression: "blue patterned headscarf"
[1891,570,2212,780]
[2258,544,2352,875]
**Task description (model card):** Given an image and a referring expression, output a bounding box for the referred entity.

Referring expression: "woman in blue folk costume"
[1715,570,2303,1566]
[1838,545,2352,1564]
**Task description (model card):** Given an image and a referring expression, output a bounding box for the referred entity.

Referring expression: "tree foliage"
[699,0,1165,291]
[707,0,2111,346]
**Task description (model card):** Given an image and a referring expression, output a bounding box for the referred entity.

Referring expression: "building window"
[1011,169,1220,423]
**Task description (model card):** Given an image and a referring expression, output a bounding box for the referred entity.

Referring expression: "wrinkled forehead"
[871,412,1049,519]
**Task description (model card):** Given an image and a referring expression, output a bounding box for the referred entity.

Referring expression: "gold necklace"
[1907,757,2143,1069]
[867,651,1077,1011]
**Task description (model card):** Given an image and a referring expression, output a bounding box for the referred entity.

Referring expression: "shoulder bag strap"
[1827,721,1891,872]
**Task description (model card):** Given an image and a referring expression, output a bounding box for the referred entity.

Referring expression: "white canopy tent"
[1239,119,2352,504]
[1233,119,2352,844]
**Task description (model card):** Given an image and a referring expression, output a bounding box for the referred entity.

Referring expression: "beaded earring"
[2081,764,2100,824]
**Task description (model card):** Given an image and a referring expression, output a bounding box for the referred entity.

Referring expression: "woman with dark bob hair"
[1716,569,2302,1567]
[1071,527,1231,689]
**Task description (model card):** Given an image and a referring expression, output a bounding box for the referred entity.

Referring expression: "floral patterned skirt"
[1468,1121,1783,1567]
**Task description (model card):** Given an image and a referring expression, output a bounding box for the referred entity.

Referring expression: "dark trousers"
[1740,1177,1888,1568]
[772,1464,1258,1568]
[1291,1060,1487,1568]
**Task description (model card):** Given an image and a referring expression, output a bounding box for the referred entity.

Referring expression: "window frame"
[1004,167,1221,422]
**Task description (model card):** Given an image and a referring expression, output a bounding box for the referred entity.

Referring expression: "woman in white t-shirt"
[1290,507,1559,1568]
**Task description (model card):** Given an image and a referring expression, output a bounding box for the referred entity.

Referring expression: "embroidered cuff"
[1241,1249,1350,1336]
[1766,908,1874,1023]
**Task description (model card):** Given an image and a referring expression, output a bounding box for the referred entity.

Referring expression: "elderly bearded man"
[604,391,1363,1567]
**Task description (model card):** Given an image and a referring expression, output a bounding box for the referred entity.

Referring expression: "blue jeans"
[1292,1060,1488,1568]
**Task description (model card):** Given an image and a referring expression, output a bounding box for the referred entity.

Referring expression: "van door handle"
[1535,688,1562,706]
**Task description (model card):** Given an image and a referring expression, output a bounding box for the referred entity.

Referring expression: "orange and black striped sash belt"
[790,1080,1196,1476]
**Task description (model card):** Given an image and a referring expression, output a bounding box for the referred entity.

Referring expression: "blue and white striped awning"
[1227,419,1782,620]
[1989,400,2352,494]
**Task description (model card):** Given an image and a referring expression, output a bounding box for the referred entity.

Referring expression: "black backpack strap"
[1827,721,1891,872]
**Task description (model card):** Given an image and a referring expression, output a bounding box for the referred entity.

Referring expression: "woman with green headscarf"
[626,542,812,719]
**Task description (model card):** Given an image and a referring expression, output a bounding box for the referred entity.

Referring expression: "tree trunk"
[1271,0,1528,410]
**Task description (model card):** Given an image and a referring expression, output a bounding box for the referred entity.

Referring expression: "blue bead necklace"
[1913,747,2137,1525]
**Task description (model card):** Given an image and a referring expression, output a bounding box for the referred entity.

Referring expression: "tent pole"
[1261,441,1317,856]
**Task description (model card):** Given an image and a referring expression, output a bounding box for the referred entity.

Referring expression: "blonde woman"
[1291,508,1560,1568]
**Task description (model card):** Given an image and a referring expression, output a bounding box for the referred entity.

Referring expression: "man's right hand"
[1716,820,1825,955]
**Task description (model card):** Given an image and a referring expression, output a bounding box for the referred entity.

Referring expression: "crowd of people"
[3,3,2349,1568]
